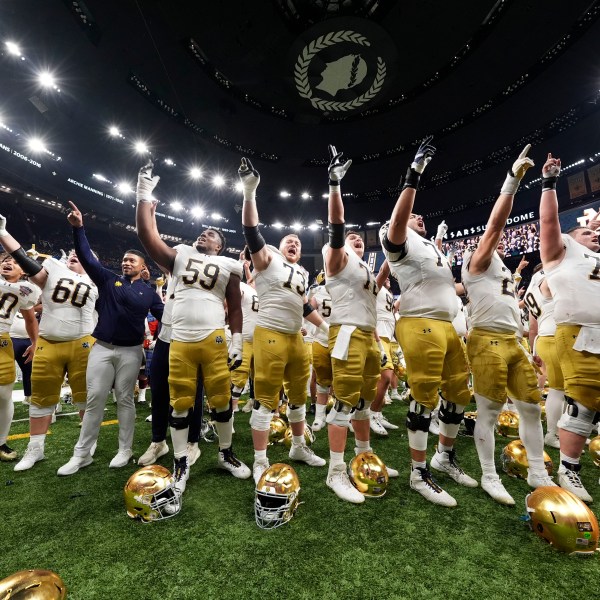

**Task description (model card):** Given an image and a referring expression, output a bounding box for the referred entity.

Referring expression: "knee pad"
[557,396,599,438]
[406,397,432,433]
[29,403,55,418]
[287,403,306,424]
[352,398,372,421]
[230,385,244,400]
[211,400,233,423]
[316,384,329,394]
[326,399,352,427]
[169,409,190,430]
[250,404,273,431]
[438,398,465,425]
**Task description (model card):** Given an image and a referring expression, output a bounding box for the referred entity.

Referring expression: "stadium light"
[170,201,183,211]
[280,191,291,198]
[27,137,47,153]
[308,223,320,231]
[301,192,310,200]
[5,41,21,56]
[109,126,121,137]
[291,222,302,231]
[191,206,204,218]
[117,182,133,195]
[212,175,225,187]
[211,212,222,220]
[234,181,244,192]
[273,222,284,229]
[189,167,202,180]
[134,141,148,154]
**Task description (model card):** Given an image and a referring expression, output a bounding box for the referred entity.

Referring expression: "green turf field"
[1,395,598,600]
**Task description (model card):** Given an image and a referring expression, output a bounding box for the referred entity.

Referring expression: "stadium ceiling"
[1,0,600,243]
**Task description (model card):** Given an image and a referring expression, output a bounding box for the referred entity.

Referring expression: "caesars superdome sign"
[291,18,398,114]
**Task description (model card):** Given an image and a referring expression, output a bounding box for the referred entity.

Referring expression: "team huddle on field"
[0,139,599,551]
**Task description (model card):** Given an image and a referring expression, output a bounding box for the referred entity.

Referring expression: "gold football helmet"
[326,395,335,413]
[526,487,599,556]
[124,465,180,522]
[282,424,315,449]
[496,410,520,438]
[315,270,325,285]
[588,436,600,468]
[501,440,553,479]
[0,569,66,598]
[255,463,301,529]
[461,411,477,437]
[268,416,288,445]
[348,451,389,498]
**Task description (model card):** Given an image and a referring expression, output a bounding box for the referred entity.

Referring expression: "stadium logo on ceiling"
[294,30,386,113]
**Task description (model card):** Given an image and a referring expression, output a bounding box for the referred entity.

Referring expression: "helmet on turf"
[255,463,300,529]
[326,395,335,413]
[0,569,66,598]
[588,436,600,468]
[348,451,389,498]
[496,410,520,438]
[282,424,315,449]
[460,411,477,437]
[525,487,599,556]
[268,416,288,445]
[124,465,181,521]
[501,439,553,479]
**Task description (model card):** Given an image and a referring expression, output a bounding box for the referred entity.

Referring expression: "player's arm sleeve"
[381,232,408,263]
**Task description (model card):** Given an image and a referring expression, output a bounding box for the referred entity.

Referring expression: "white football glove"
[435,220,448,241]
[238,157,260,201]
[59,249,67,262]
[500,144,534,195]
[411,136,436,174]
[136,161,160,203]
[0,213,7,237]
[328,145,352,184]
[228,333,243,371]
[377,340,388,368]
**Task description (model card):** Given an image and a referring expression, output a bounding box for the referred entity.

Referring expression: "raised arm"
[325,145,353,276]
[386,137,436,246]
[0,214,48,287]
[238,158,271,272]
[468,144,534,275]
[135,163,177,273]
[375,259,390,289]
[538,153,564,268]
[434,220,447,251]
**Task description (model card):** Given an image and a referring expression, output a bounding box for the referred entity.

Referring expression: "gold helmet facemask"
[255,463,301,529]
[525,487,599,556]
[124,465,181,522]
[0,569,66,599]
[348,451,389,498]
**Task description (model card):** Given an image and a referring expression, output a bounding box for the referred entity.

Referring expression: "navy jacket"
[73,226,163,347]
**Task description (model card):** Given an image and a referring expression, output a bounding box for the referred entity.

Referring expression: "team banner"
[588,163,600,193]
[567,171,587,199]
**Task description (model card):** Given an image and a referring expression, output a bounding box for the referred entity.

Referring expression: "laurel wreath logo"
[294,30,386,112]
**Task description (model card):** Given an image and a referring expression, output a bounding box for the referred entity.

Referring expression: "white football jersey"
[240,281,259,342]
[157,274,177,344]
[452,296,468,337]
[254,246,306,334]
[323,243,377,331]
[545,234,600,327]
[38,258,98,341]
[376,286,396,340]
[523,271,556,337]
[171,245,242,342]
[311,285,332,348]
[462,251,520,333]
[382,227,457,322]
[0,278,40,334]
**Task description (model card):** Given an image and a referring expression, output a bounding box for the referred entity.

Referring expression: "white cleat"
[527,472,557,488]
[138,441,169,466]
[218,447,251,479]
[544,432,560,449]
[14,444,45,472]
[110,449,133,468]
[378,414,399,430]
[431,449,478,488]
[253,459,270,484]
[312,418,326,432]
[557,462,593,503]
[386,465,399,478]
[327,464,365,504]
[481,474,515,506]
[57,454,93,476]
[289,444,326,467]
[370,414,388,436]
[187,442,201,467]
[410,466,457,507]
[384,392,392,405]
[389,389,402,403]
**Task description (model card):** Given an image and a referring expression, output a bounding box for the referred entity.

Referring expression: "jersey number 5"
[182,258,221,290]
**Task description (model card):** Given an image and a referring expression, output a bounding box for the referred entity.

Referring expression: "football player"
[136,162,251,505]
[0,245,39,461]
[524,264,564,449]
[462,145,555,506]
[238,157,327,483]
[380,137,476,507]
[539,152,600,503]
[0,217,99,471]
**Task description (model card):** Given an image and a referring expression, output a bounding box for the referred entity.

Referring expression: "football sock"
[473,393,503,477]
[513,399,545,475]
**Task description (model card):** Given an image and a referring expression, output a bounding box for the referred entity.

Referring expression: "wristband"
[10,247,43,276]
[402,166,421,190]
[542,177,557,191]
